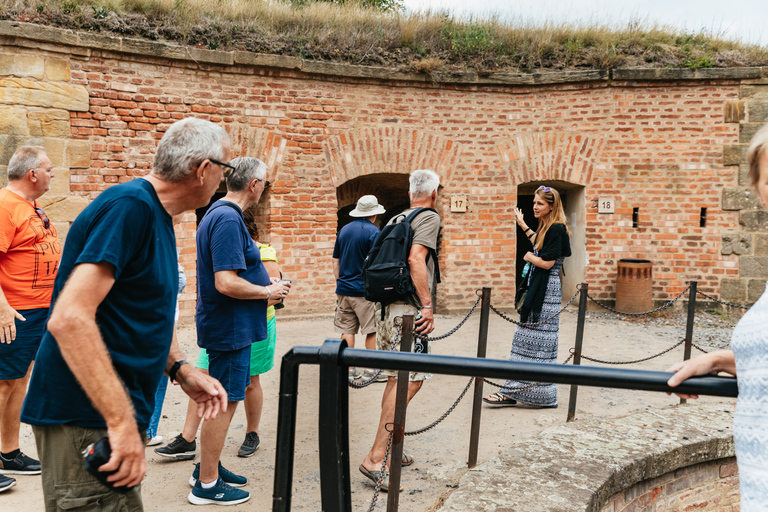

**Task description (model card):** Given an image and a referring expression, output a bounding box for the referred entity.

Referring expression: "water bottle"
[521,262,531,279]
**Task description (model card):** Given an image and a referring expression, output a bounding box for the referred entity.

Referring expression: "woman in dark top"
[484,186,572,408]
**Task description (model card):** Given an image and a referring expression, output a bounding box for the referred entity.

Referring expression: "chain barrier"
[415,296,481,341]
[404,377,474,436]
[483,351,575,391]
[586,284,690,317]
[349,325,402,389]
[574,338,686,365]
[490,288,580,328]
[692,342,710,354]
[695,289,751,310]
[366,427,394,512]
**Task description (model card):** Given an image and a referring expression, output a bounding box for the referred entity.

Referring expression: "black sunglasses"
[34,206,50,230]
[208,159,237,178]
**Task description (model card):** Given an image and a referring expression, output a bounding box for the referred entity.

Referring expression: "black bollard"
[468,287,491,468]
[680,281,697,405]
[387,314,413,512]
[567,283,588,422]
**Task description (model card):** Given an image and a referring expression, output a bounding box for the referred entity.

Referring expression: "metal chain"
[575,339,686,365]
[695,289,751,310]
[586,284,690,317]
[692,342,710,354]
[349,325,402,389]
[404,377,474,436]
[483,351,575,390]
[490,288,580,328]
[366,428,394,512]
[415,296,482,341]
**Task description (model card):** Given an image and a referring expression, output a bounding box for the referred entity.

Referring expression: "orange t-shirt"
[0,188,61,309]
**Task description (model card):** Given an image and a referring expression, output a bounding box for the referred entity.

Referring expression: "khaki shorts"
[375,301,431,382]
[334,295,376,335]
[33,424,145,512]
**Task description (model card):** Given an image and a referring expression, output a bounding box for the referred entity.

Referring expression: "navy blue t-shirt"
[21,179,177,429]
[196,200,269,351]
[333,219,380,297]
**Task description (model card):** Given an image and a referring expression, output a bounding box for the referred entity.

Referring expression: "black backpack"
[362,208,440,311]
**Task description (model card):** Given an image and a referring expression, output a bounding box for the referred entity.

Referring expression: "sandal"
[482,392,518,407]
[359,465,402,492]
[401,452,414,467]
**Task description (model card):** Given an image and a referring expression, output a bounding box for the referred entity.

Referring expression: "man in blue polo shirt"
[333,195,383,381]
[191,157,291,506]
[20,117,230,511]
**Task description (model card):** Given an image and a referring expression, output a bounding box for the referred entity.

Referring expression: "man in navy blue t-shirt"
[192,157,290,506]
[333,195,383,381]
[21,118,231,510]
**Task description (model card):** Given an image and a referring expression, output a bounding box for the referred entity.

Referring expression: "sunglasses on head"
[208,159,237,179]
[34,206,50,230]
[537,186,552,192]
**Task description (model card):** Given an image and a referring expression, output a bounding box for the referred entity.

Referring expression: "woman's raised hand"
[513,207,525,226]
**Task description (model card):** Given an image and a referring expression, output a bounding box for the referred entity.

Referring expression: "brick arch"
[498,132,605,185]
[323,127,459,188]
[229,125,288,172]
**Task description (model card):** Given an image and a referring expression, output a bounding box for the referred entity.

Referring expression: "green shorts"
[196,316,276,376]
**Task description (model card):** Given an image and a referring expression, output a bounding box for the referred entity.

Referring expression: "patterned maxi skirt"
[498,257,564,407]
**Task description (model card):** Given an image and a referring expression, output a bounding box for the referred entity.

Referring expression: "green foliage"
[61,1,81,14]
[289,0,404,12]
[682,53,715,68]
[92,5,109,17]
[440,23,497,56]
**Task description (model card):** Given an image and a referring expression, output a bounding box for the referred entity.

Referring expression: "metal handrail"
[272,342,738,512]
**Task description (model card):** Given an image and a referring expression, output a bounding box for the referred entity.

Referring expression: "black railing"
[272,336,738,512]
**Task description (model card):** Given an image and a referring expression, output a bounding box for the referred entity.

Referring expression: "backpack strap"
[205,200,243,219]
[404,207,441,284]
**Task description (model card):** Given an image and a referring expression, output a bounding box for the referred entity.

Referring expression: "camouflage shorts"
[375,301,431,382]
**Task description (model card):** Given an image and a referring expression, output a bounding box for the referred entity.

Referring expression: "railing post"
[468,287,491,468]
[317,339,352,512]
[273,351,302,512]
[387,314,414,512]
[680,281,697,405]
[567,283,588,422]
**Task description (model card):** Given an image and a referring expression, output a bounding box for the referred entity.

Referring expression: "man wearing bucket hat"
[333,195,384,382]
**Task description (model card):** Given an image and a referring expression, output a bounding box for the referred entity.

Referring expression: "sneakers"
[146,435,163,447]
[155,433,196,460]
[189,462,247,488]
[363,369,389,383]
[0,475,15,493]
[348,368,362,381]
[0,452,41,475]
[188,477,250,506]
[237,432,260,458]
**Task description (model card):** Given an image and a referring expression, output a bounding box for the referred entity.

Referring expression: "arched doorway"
[516,181,586,303]
[336,173,410,232]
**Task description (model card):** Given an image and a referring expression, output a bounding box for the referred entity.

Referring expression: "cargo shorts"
[375,301,431,382]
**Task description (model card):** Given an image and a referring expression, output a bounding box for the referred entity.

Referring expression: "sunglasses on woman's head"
[537,186,552,192]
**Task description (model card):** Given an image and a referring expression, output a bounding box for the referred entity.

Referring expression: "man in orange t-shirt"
[0,146,60,492]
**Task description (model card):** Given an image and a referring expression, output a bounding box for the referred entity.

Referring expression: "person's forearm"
[215,272,271,301]
[709,350,737,376]
[526,254,554,270]
[408,258,431,308]
[49,312,136,429]
[332,258,340,281]
[166,327,185,375]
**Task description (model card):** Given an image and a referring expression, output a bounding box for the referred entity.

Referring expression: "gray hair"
[747,123,768,188]
[152,118,230,183]
[409,169,440,198]
[7,146,46,181]
[227,157,267,192]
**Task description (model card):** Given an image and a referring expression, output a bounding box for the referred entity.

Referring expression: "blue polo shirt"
[196,200,269,351]
[333,219,380,297]
[21,178,177,429]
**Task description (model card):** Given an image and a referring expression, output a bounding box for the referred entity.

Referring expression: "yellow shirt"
[259,243,278,322]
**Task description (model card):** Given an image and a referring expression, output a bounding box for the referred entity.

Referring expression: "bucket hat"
[349,195,385,217]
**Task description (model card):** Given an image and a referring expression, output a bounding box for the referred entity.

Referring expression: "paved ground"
[4,305,740,511]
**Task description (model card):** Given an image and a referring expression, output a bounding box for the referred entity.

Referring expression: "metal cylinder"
[615,259,653,314]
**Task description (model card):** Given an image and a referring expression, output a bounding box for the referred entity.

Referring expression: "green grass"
[1,0,766,73]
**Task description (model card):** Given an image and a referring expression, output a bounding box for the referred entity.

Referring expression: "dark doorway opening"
[336,173,410,233]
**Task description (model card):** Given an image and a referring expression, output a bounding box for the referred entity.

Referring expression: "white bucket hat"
[349,195,385,217]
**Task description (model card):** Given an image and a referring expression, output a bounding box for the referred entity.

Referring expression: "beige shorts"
[375,301,431,382]
[334,295,376,335]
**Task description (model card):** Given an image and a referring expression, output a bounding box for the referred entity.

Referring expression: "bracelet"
[421,306,432,309]
[266,287,272,301]
[527,232,535,239]
[525,228,533,233]
[169,360,188,383]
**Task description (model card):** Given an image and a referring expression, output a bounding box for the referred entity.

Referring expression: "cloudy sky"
[402,0,768,46]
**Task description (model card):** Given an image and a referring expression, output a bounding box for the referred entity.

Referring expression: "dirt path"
[5,307,739,511]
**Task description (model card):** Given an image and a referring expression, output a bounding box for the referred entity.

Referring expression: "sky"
[402,0,768,47]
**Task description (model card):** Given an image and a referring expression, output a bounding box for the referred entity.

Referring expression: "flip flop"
[359,465,402,492]
[401,452,414,467]
[482,392,519,407]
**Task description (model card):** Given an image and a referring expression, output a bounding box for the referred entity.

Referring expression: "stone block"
[740,210,768,231]
[754,234,768,255]
[54,221,70,246]
[720,278,746,302]
[66,140,91,168]
[0,78,88,111]
[45,195,89,223]
[741,85,768,98]
[740,257,768,278]
[0,52,44,78]
[722,187,760,211]
[721,233,751,255]
[0,166,6,187]
[722,144,748,166]
[739,164,751,186]
[48,167,69,196]
[748,279,767,302]
[748,100,768,123]
[740,123,764,144]
[0,107,29,135]
[723,101,745,123]
[45,58,69,82]
[28,109,70,137]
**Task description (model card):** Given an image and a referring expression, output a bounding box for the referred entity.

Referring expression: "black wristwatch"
[169,360,188,383]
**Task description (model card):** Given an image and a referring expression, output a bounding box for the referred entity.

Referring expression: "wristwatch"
[169,360,188,383]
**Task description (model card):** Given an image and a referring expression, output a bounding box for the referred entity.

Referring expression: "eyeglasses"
[208,159,237,179]
[264,180,271,189]
[537,186,552,192]
[34,207,50,230]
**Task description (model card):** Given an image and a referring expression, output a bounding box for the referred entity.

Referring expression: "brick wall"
[601,457,740,512]
[1,22,766,323]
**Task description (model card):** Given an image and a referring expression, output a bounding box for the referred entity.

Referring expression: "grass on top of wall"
[2,0,767,73]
